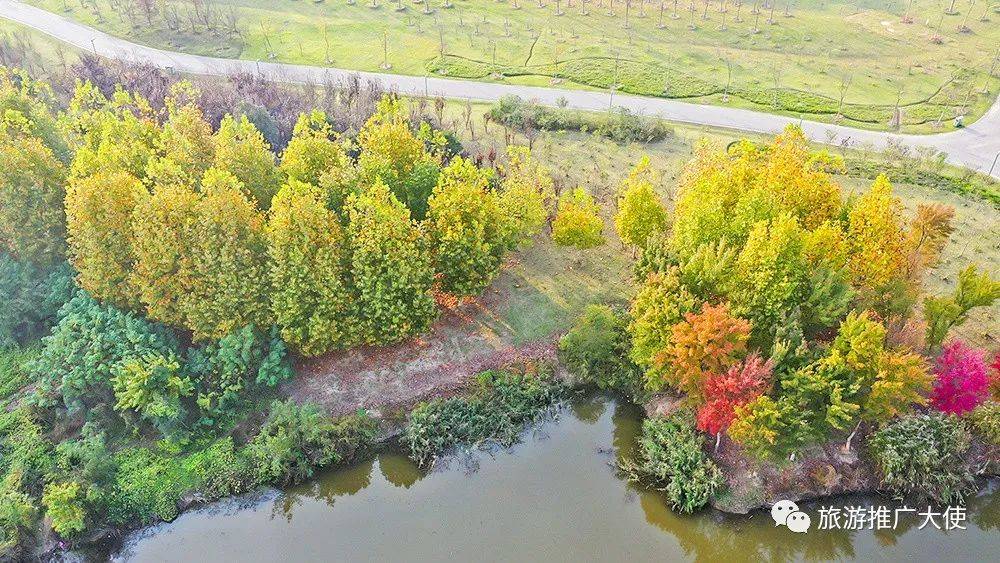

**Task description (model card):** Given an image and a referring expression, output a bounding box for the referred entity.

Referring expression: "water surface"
[111,395,998,562]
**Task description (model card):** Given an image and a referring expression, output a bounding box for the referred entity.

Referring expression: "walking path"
[3,0,999,177]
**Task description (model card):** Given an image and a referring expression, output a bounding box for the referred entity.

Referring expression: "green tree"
[213,114,282,209]
[65,171,149,309]
[628,268,698,385]
[614,156,669,248]
[923,265,1000,351]
[111,352,193,437]
[267,181,354,355]
[427,157,506,297]
[42,482,86,537]
[552,188,605,249]
[728,214,808,347]
[728,394,812,460]
[346,179,437,344]
[356,96,428,195]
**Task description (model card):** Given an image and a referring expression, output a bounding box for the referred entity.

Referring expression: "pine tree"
[267,180,355,355]
[427,157,506,297]
[65,170,149,308]
[346,179,437,344]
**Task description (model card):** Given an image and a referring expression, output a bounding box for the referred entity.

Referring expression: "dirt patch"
[282,285,560,420]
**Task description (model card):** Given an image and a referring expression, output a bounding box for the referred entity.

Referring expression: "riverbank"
[85,393,1000,562]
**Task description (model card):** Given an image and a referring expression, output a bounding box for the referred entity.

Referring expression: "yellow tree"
[426,157,506,297]
[66,83,160,180]
[131,182,200,327]
[356,96,429,194]
[346,179,437,344]
[0,120,67,266]
[267,180,355,355]
[846,175,908,315]
[614,156,669,249]
[213,114,282,209]
[148,82,215,186]
[279,110,349,186]
[65,170,149,308]
[628,268,698,386]
[183,169,270,340]
[552,188,605,249]
[498,145,553,250]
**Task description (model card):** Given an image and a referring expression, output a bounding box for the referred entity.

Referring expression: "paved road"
[3,0,999,178]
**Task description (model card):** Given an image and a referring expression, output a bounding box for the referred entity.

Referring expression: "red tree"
[696,354,773,448]
[990,353,1000,399]
[930,340,990,415]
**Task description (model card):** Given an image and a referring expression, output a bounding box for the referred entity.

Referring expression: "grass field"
[20,0,1000,132]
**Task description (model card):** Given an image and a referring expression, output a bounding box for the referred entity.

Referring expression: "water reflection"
[112,394,999,563]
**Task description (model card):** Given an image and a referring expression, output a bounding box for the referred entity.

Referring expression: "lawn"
[21,0,1000,132]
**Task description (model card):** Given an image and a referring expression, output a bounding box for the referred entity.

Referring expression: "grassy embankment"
[20,0,1000,132]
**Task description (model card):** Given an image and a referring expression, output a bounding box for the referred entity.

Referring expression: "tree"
[213,114,282,209]
[923,265,1000,351]
[182,169,270,341]
[279,110,348,187]
[727,394,811,460]
[42,482,86,538]
[357,96,429,196]
[498,146,553,249]
[846,175,909,314]
[111,352,193,438]
[614,156,669,248]
[31,293,180,413]
[0,67,68,161]
[65,83,159,180]
[628,268,697,385]
[346,179,437,344]
[552,187,605,249]
[696,354,773,448]
[660,302,751,400]
[0,121,67,266]
[427,157,506,297]
[131,182,200,327]
[147,82,215,186]
[558,304,643,399]
[65,171,149,309]
[930,340,990,415]
[267,180,354,356]
[729,214,808,347]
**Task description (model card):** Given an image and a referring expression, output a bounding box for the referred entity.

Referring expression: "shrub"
[558,305,644,400]
[967,402,1000,446]
[402,369,566,466]
[624,412,723,513]
[248,400,379,486]
[0,256,74,349]
[868,413,974,504]
[486,95,671,143]
[930,340,990,415]
[42,482,86,538]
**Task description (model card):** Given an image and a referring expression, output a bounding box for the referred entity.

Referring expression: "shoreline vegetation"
[0,51,998,562]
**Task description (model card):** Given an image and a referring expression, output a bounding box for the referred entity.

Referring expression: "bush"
[0,346,40,400]
[402,368,566,466]
[868,413,974,504]
[623,411,723,513]
[41,481,86,538]
[486,96,671,143]
[30,292,181,413]
[558,305,644,400]
[967,402,1000,446]
[248,400,379,486]
[0,255,74,349]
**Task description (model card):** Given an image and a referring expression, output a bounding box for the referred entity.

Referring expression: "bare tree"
[837,73,852,118]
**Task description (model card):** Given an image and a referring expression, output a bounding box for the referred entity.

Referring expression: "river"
[104,395,998,562]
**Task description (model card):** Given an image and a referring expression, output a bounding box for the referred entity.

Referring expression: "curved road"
[3,0,999,178]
